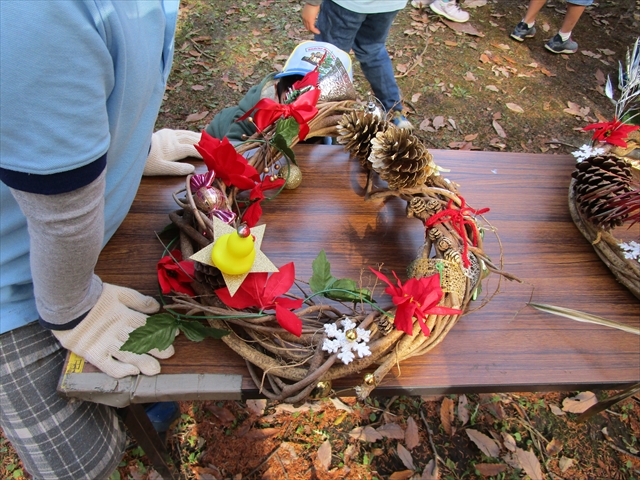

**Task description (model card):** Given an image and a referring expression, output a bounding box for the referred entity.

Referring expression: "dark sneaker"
[510,21,536,42]
[545,34,578,54]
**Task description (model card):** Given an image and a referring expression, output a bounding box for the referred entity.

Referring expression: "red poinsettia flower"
[369,267,462,336]
[242,176,286,227]
[157,250,195,296]
[583,118,640,148]
[194,131,259,185]
[215,262,303,336]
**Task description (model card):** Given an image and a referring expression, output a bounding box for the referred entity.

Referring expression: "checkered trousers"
[0,322,126,480]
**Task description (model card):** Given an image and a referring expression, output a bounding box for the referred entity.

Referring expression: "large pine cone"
[572,154,633,230]
[336,110,389,168]
[369,128,436,189]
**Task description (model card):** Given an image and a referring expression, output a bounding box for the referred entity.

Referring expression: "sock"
[559,30,571,41]
[525,21,535,28]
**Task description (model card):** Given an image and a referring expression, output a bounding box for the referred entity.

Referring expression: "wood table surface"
[63,144,639,404]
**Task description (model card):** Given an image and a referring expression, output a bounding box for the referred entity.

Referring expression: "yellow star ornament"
[189,217,278,296]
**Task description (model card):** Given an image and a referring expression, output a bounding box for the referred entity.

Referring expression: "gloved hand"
[52,283,175,378]
[143,129,202,176]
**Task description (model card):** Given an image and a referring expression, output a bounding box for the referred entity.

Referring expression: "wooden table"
[58,144,639,477]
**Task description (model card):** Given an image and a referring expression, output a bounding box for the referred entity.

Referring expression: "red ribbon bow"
[425,197,489,268]
[238,88,321,140]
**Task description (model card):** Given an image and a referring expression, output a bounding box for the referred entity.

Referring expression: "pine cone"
[572,154,633,230]
[336,110,389,168]
[194,261,225,290]
[369,128,436,189]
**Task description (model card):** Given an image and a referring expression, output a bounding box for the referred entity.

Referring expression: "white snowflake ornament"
[322,317,372,365]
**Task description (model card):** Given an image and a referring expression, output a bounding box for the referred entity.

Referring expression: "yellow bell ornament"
[211,223,256,275]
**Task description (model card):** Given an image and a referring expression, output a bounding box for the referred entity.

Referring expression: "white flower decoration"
[571,144,605,162]
[619,241,640,262]
[322,317,372,365]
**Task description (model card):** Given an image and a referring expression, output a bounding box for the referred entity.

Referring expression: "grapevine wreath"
[568,38,640,300]
[124,62,517,403]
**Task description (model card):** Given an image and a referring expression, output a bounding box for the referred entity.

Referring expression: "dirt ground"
[1,0,639,479]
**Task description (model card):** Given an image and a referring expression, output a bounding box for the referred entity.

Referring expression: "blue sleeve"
[0,1,112,175]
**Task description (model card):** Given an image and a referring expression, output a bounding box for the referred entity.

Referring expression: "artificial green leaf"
[325,278,373,302]
[120,313,179,354]
[529,303,640,335]
[310,250,336,293]
[179,320,230,342]
[273,118,299,163]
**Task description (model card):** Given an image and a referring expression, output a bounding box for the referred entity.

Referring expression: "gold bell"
[310,381,332,399]
[345,328,357,341]
[363,373,376,386]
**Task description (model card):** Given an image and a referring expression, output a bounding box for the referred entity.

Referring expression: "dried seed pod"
[437,236,453,252]
[375,315,394,336]
[425,199,442,214]
[406,196,429,222]
[444,248,462,264]
[428,227,443,241]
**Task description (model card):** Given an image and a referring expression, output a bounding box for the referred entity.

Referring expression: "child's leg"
[351,11,403,112]
[522,0,547,25]
[313,0,362,57]
[559,2,586,34]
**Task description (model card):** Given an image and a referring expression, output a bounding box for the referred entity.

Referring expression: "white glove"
[143,129,202,176]
[52,283,175,378]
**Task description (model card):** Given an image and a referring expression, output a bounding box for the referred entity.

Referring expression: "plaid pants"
[0,322,126,480]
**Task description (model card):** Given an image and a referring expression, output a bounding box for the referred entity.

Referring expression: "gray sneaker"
[545,34,578,54]
[510,21,536,42]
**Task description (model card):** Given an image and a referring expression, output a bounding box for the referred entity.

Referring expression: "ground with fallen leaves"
[1,0,639,479]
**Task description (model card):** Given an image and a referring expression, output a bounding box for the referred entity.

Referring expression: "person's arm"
[302,1,322,34]
[6,168,174,378]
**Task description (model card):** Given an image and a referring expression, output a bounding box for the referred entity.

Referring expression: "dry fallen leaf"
[515,448,543,480]
[330,397,353,413]
[485,85,499,92]
[389,471,414,480]
[440,397,455,435]
[595,69,606,85]
[464,133,479,141]
[205,403,235,424]
[421,459,439,480]
[475,464,507,476]
[441,19,483,36]
[411,93,422,103]
[444,40,458,47]
[191,84,205,91]
[397,443,415,471]
[562,391,598,413]
[405,416,421,450]
[506,103,524,113]
[350,425,383,442]
[317,440,331,471]
[501,432,517,452]
[433,116,446,130]
[377,422,405,440]
[549,404,565,416]
[559,456,575,472]
[458,394,470,426]
[246,399,267,417]
[275,402,322,414]
[464,0,487,7]
[492,43,510,51]
[480,53,491,63]
[546,438,563,456]
[464,71,477,82]
[492,120,506,138]
[466,429,501,458]
[540,67,556,77]
[185,111,209,122]
[542,22,550,32]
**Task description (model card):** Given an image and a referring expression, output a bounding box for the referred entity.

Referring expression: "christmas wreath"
[123,65,515,402]
[568,38,640,300]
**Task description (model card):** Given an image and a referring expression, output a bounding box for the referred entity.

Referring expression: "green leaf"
[179,321,230,342]
[120,313,179,354]
[529,303,640,335]
[309,250,336,293]
[273,118,298,162]
[325,278,373,302]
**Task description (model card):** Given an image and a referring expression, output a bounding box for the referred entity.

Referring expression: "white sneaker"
[429,0,470,22]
